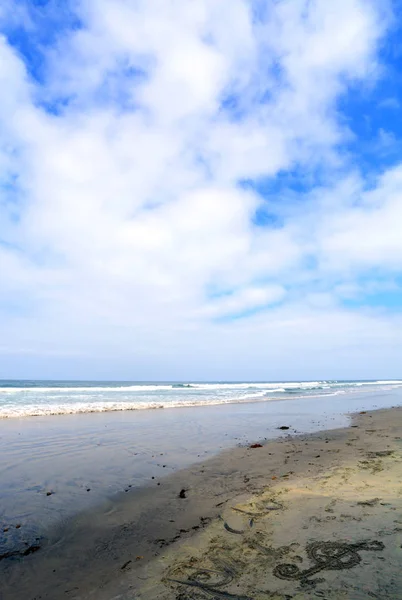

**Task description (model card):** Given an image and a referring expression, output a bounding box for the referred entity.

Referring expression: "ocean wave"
[0,380,378,394]
[1,379,401,419]
[0,396,265,417]
[0,385,178,393]
[354,380,402,386]
[0,388,362,418]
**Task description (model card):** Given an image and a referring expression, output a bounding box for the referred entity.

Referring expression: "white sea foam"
[2,380,401,394]
[1,380,401,419]
[0,389,351,418]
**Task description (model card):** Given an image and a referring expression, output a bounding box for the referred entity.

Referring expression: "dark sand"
[1,407,402,599]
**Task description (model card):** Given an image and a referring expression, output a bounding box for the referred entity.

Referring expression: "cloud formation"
[1,0,402,380]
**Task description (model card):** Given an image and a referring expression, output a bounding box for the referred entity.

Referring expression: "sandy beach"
[1,406,402,599]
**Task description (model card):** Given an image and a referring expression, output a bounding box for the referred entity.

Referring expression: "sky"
[1,0,402,381]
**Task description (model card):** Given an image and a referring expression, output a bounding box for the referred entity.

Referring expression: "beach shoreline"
[2,405,402,599]
[1,386,401,557]
[1,379,401,419]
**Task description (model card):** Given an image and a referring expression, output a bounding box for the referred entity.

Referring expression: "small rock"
[278,426,290,430]
[249,443,263,449]
[46,491,54,496]
[86,488,91,492]
[15,524,21,529]
[179,489,187,499]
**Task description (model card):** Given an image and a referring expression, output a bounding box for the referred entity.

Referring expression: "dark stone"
[179,489,187,498]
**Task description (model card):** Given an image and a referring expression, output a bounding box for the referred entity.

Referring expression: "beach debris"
[271,476,277,480]
[136,555,143,560]
[86,488,91,492]
[0,544,41,562]
[278,426,290,430]
[357,498,380,507]
[121,560,132,570]
[46,491,54,496]
[368,450,394,458]
[15,524,21,529]
[360,411,367,415]
[249,443,263,448]
[273,540,384,583]
[3,527,9,532]
[179,489,187,499]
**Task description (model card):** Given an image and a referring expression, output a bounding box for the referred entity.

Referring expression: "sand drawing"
[273,539,385,582]
[167,502,386,599]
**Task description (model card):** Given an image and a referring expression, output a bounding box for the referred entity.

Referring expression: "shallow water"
[1,387,401,555]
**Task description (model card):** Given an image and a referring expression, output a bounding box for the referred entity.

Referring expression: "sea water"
[1,379,402,417]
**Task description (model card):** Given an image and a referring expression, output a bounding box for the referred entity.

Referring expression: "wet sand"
[2,406,402,599]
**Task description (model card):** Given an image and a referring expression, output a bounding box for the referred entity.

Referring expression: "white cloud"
[313,165,402,274]
[1,0,401,379]
[201,284,286,318]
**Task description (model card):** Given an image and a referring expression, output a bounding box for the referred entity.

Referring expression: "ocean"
[1,379,402,418]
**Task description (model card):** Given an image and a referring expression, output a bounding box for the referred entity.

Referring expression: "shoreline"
[2,405,402,599]
[2,387,400,555]
[0,388,374,419]
[1,381,401,420]
[0,390,343,419]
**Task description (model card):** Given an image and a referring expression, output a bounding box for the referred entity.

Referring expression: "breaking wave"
[0,380,401,419]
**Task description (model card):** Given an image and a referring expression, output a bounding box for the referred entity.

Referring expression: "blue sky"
[1,0,402,380]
